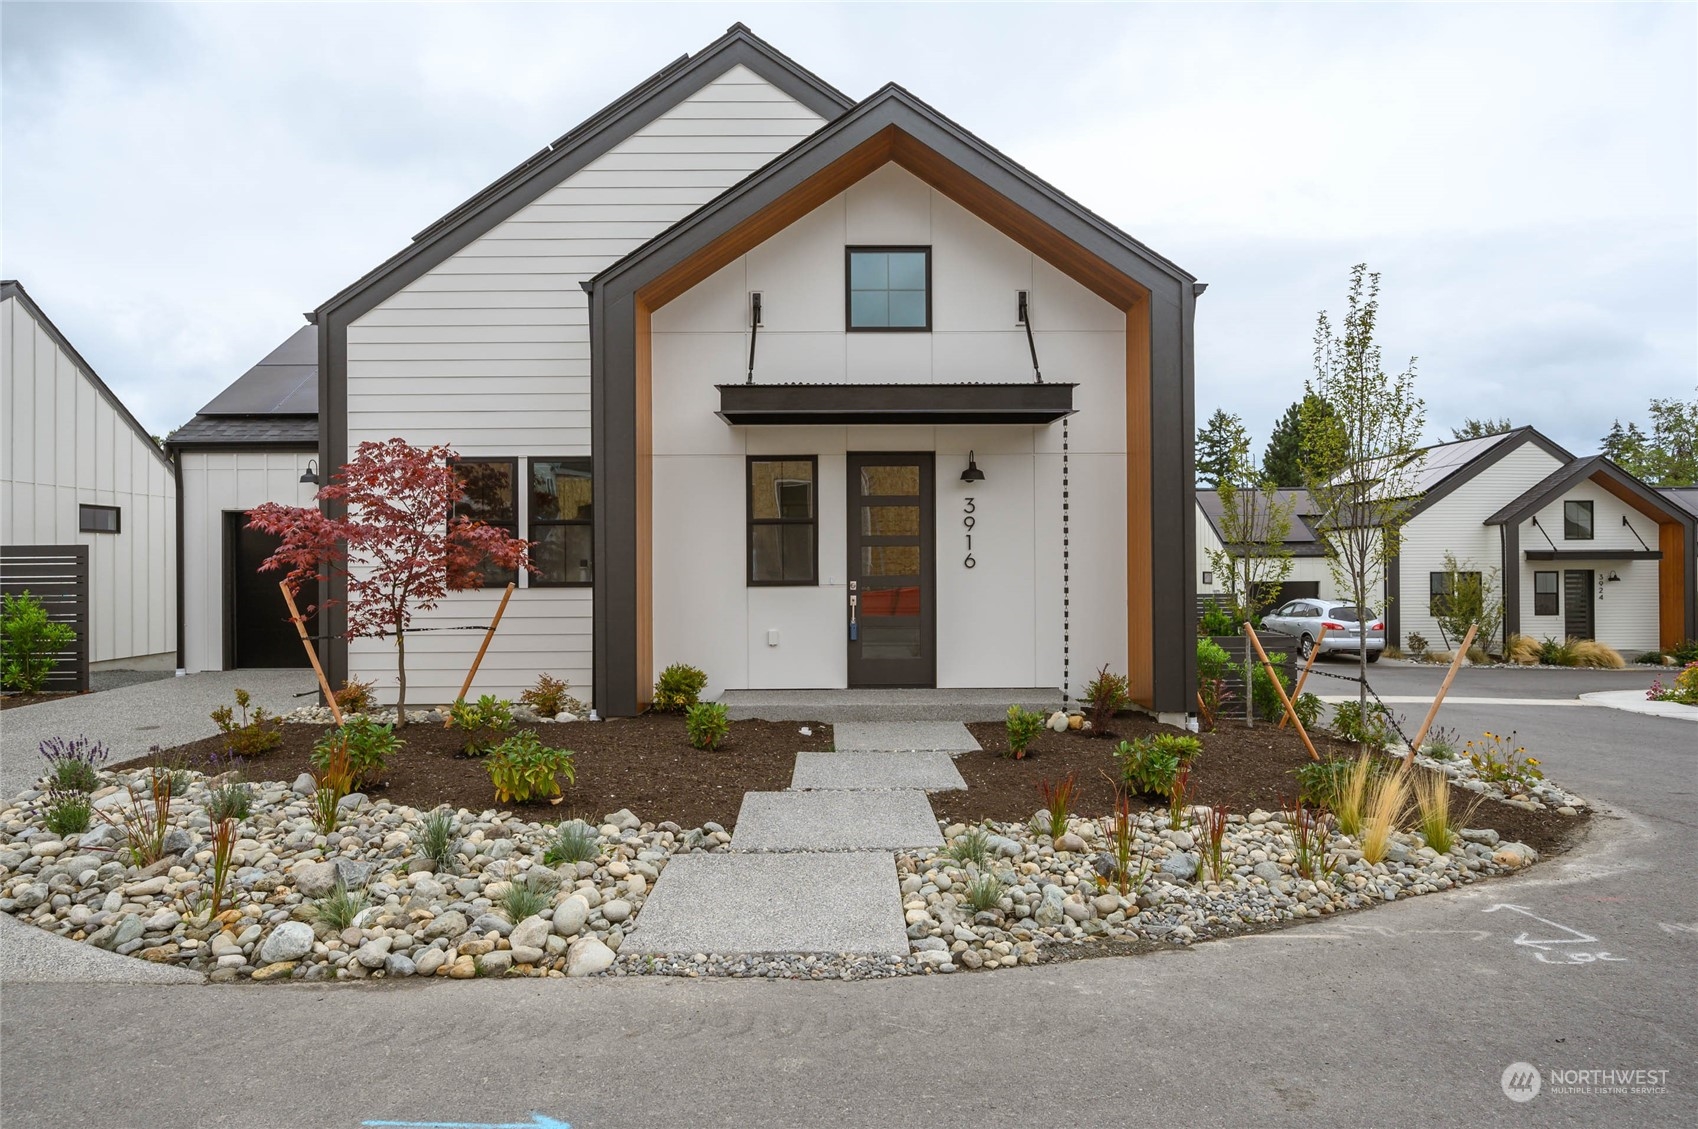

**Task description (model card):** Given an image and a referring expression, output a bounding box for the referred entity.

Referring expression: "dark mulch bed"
[120,716,832,831]
[953,716,1587,858]
[1,691,79,711]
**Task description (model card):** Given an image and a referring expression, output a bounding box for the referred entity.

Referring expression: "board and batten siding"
[1514,479,1661,652]
[1395,441,1565,650]
[1,293,175,667]
[343,64,827,705]
[178,449,319,672]
[646,164,1128,699]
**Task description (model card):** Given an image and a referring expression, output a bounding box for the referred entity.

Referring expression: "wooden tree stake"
[281,581,342,726]
[445,581,517,726]
[1280,624,1329,729]
[1244,622,1320,761]
[1405,622,1477,767]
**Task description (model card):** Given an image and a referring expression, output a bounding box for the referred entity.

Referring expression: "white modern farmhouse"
[1,280,176,680]
[165,326,319,673]
[303,25,1199,718]
[1194,488,1336,609]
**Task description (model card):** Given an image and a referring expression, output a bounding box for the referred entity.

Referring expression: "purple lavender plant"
[39,736,108,793]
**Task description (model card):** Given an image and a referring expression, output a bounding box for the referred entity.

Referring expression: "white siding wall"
[649,165,1129,698]
[178,449,319,672]
[1396,441,1564,650]
[1515,480,1660,653]
[1,294,175,666]
[343,65,826,705]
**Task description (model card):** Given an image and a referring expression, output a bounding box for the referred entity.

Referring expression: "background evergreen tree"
[1449,417,1513,440]
[1196,408,1252,487]
[1263,394,1339,487]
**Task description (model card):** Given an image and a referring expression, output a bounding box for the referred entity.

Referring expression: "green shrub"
[1,591,77,694]
[653,663,708,712]
[204,778,253,823]
[1294,757,1362,810]
[520,673,576,717]
[414,807,458,873]
[1671,639,1698,666]
[685,701,730,751]
[42,786,92,836]
[449,694,515,756]
[1247,653,1291,722]
[543,819,600,866]
[1114,734,1200,798]
[1464,730,1542,792]
[38,736,107,793]
[485,730,575,804]
[1538,636,1577,667]
[1633,649,1667,666]
[332,678,376,715]
[1196,638,1233,682]
[312,717,400,789]
[1082,664,1129,735]
[210,688,282,758]
[1291,691,1323,731]
[1405,632,1429,656]
[1197,600,1239,638]
[1331,699,1396,747]
[1004,704,1045,759]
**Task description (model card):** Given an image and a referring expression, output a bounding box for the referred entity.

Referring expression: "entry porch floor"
[718,686,1061,723]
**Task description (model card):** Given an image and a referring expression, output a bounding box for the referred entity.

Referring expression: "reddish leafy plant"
[247,439,531,725]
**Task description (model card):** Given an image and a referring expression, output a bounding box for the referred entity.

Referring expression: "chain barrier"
[1284,664,1417,749]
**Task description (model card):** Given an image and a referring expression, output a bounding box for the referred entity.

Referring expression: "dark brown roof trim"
[0,280,174,471]
[1486,454,1695,529]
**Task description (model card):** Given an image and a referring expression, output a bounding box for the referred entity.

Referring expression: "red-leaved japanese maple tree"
[247,438,531,725]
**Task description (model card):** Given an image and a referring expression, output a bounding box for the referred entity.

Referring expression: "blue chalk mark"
[362,1114,569,1129]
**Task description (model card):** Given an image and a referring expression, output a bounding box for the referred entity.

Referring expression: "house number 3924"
[963,498,977,569]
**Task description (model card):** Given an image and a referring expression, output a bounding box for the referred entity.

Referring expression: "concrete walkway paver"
[623,852,909,956]
[730,789,944,851]
[791,750,966,791]
[1579,689,1698,721]
[831,721,981,752]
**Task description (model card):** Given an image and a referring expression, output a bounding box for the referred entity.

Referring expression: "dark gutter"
[1523,549,1662,561]
[715,382,1076,425]
[172,449,185,672]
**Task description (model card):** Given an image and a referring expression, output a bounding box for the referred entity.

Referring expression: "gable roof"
[587,82,1195,303]
[311,24,854,326]
[0,279,174,471]
[198,324,317,416]
[163,415,319,449]
[1400,426,1574,518]
[1196,488,1327,556]
[1486,454,1695,529]
[1660,487,1698,520]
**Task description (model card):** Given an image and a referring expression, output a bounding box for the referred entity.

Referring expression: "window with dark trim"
[1534,570,1559,616]
[78,504,120,534]
[529,458,592,587]
[846,247,930,330]
[1563,499,1594,540]
[452,458,519,586]
[1429,570,1481,617]
[748,457,817,585]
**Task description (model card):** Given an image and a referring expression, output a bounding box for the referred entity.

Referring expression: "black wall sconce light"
[1606,570,1621,583]
[299,459,319,485]
[960,451,986,483]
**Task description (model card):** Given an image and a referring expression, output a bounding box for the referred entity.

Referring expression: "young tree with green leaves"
[1300,264,1427,716]
[1450,417,1513,440]
[1203,421,1296,617]
[1196,408,1252,487]
[1432,551,1504,655]
[1263,393,1341,487]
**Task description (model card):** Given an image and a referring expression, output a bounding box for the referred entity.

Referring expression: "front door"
[847,453,935,687]
[1563,569,1594,641]
[226,513,317,669]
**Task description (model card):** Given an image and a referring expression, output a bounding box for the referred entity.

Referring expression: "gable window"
[1534,570,1559,616]
[1430,570,1481,617]
[748,457,817,585]
[846,247,930,330]
[1564,500,1594,540]
[529,458,592,586]
[78,504,120,534]
[452,458,518,587]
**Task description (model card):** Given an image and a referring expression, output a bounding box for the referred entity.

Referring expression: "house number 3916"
[963,498,977,569]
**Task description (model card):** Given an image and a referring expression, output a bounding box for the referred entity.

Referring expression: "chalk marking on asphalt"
[1317,696,1588,706]
[1484,903,1626,964]
[1658,922,1698,935]
[362,1116,570,1129]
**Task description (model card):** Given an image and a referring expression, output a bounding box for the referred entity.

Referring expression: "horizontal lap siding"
[1,295,175,665]
[344,64,825,705]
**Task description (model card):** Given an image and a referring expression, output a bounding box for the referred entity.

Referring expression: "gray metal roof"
[197,324,317,415]
[1196,487,1328,556]
[165,415,318,448]
[1660,487,1698,519]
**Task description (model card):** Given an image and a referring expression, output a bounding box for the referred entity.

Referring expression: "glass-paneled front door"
[847,453,935,687]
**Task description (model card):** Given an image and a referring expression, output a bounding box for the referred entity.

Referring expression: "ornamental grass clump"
[1167,763,1191,831]
[39,735,107,793]
[501,872,552,923]
[1285,801,1334,882]
[1411,770,1475,854]
[1038,771,1078,839]
[947,827,992,868]
[485,730,575,804]
[1568,638,1626,670]
[414,807,458,873]
[312,736,354,835]
[1358,765,1411,865]
[544,819,600,866]
[101,765,175,867]
[1334,753,1377,838]
[311,882,369,931]
[965,873,1003,913]
[1100,792,1146,896]
[1198,804,1231,883]
[685,701,730,751]
[205,817,238,918]
[1004,704,1045,759]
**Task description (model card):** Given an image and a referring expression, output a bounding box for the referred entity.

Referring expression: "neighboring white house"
[1388,429,1692,656]
[305,24,1201,718]
[1,279,176,670]
[165,326,319,673]
[1195,488,1336,610]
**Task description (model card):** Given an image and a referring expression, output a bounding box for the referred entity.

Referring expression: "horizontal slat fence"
[1,545,91,693]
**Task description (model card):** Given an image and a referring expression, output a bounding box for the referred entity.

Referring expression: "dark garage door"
[226,514,316,669]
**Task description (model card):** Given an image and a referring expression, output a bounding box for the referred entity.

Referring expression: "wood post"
[1405,621,1477,767]
[280,581,342,726]
[445,581,517,726]
[1244,622,1320,761]
[1280,624,1329,729]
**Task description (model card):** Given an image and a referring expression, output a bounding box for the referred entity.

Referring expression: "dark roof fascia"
[1523,548,1662,561]
[165,439,319,454]
[311,25,854,327]
[0,280,174,472]
[1486,455,1695,529]
[1403,426,1574,520]
[715,382,1076,425]
[587,84,1195,300]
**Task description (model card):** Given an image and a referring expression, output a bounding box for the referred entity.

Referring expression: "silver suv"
[1260,600,1385,662]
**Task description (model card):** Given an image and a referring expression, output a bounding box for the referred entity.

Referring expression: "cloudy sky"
[3,2,1693,456]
